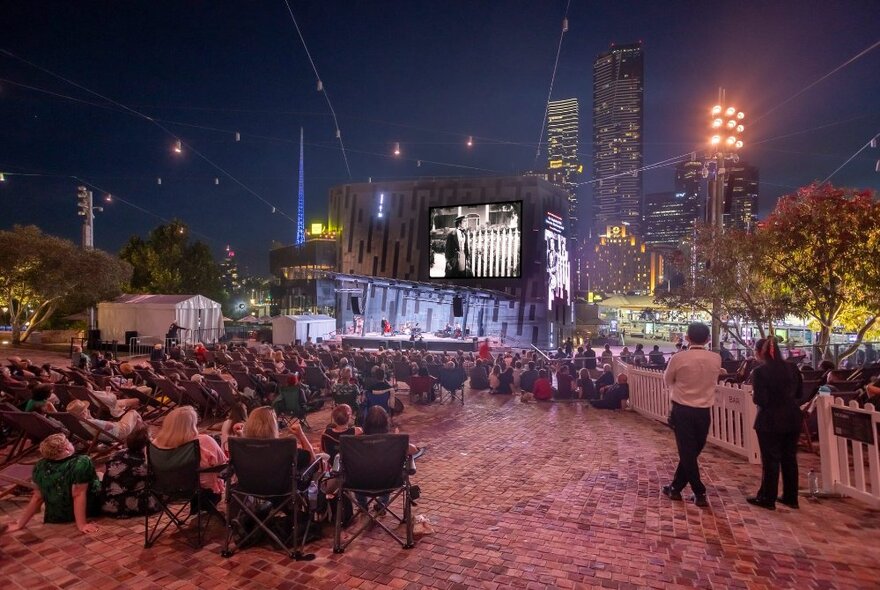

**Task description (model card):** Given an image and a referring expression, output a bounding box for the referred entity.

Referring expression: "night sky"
[2,1,878,274]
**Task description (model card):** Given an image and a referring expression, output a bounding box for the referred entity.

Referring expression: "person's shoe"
[661,485,683,501]
[746,496,776,510]
[777,497,800,509]
[692,494,709,507]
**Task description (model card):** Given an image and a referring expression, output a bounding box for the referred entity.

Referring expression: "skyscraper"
[592,42,644,236]
[546,97,581,238]
[642,160,702,248]
[724,161,759,232]
[295,127,306,246]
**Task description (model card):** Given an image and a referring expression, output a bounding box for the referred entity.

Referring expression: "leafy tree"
[764,183,880,358]
[119,220,225,303]
[0,225,132,344]
[656,224,792,346]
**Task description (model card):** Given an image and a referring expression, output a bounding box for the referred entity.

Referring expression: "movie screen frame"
[428,200,523,279]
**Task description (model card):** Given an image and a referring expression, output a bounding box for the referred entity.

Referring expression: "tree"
[0,225,132,344]
[119,220,225,302]
[656,223,793,347]
[764,183,880,359]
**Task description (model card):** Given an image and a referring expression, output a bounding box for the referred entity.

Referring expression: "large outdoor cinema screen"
[428,201,522,279]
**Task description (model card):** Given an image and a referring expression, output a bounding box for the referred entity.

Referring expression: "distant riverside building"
[545,97,581,237]
[724,161,759,232]
[592,42,644,237]
[587,224,662,295]
[269,228,338,316]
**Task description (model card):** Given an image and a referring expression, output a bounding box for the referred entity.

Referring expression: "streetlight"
[706,89,745,349]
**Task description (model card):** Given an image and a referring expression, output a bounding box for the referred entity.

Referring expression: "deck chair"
[144,440,226,549]
[438,367,466,405]
[48,412,124,459]
[332,434,416,553]
[0,410,68,464]
[66,385,114,420]
[177,381,217,420]
[220,437,314,561]
[0,462,35,499]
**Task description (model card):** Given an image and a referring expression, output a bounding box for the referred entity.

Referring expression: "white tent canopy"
[97,294,224,344]
[271,314,336,345]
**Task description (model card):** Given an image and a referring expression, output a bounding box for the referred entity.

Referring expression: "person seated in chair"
[152,406,226,509]
[221,402,249,453]
[355,406,419,512]
[363,368,396,420]
[590,374,630,410]
[100,425,160,518]
[6,433,101,535]
[243,406,315,466]
[407,367,436,404]
[469,359,490,391]
[321,404,362,463]
[23,383,58,414]
[648,345,666,366]
[66,399,144,442]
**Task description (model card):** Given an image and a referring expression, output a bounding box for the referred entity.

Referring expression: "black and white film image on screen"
[428,201,522,278]
[545,229,570,309]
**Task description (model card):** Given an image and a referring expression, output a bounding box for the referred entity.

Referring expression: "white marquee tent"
[271,314,336,345]
[97,294,224,344]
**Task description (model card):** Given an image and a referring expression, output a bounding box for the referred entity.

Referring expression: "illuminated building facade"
[587,224,662,295]
[546,98,581,236]
[592,42,644,236]
[269,229,338,316]
[220,245,240,292]
[643,160,701,249]
[724,161,759,232]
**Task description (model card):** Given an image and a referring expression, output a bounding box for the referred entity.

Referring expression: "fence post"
[816,394,840,494]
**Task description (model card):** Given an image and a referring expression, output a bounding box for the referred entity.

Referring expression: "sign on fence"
[831,406,875,445]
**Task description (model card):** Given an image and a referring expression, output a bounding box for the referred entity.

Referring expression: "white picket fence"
[621,362,761,464]
[816,396,880,508]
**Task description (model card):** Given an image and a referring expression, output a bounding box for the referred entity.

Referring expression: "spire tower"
[295,127,306,246]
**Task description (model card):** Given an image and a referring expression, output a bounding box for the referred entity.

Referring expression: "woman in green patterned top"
[7,433,101,534]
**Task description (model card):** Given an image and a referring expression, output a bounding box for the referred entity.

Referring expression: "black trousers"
[670,402,711,495]
[756,430,799,503]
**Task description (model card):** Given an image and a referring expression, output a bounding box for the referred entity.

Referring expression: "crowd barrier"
[816,396,880,508]
[620,362,760,464]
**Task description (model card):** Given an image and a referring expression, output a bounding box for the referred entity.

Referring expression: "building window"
[528,305,535,321]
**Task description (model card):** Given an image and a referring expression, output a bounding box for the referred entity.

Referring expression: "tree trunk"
[11,323,21,346]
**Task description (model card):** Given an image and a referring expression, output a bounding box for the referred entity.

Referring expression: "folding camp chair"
[47,412,125,460]
[273,384,314,430]
[406,375,437,405]
[0,410,68,464]
[332,434,416,553]
[220,437,315,560]
[438,366,466,405]
[144,440,226,549]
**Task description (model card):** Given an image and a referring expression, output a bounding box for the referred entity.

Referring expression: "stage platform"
[342,334,477,353]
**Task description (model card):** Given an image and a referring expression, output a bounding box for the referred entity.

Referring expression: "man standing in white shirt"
[661,322,721,507]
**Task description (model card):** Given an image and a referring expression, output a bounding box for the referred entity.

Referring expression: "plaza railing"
[619,362,761,464]
[815,395,880,508]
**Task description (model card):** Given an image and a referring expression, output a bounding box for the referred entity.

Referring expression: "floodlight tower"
[706,89,745,349]
[76,186,102,330]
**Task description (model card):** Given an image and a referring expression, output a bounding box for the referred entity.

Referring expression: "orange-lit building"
[586,224,663,295]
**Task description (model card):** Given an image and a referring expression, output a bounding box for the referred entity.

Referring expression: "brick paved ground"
[3,385,880,589]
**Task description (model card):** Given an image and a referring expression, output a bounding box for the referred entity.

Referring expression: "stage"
[342,333,478,353]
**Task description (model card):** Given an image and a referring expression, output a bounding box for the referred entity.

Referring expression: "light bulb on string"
[173,140,182,154]
[466,136,474,147]
[104,194,112,202]
[393,142,401,156]
[214,178,220,185]
[235,131,241,142]
[157,177,162,185]
[317,80,323,92]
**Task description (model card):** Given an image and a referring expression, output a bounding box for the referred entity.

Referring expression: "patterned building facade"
[327,176,573,347]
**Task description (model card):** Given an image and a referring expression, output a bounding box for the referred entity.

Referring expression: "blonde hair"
[40,433,71,460]
[154,406,199,448]
[272,350,284,363]
[243,406,278,439]
[339,366,352,380]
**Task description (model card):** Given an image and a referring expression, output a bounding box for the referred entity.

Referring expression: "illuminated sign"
[545,213,570,310]
[310,223,324,235]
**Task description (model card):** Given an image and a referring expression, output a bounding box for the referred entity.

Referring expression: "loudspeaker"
[351,296,362,315]
[87,329,101,350]
[124,330,138,344]
[452,296,464,317]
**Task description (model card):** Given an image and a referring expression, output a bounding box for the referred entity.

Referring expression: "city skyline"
[1,2,878,273]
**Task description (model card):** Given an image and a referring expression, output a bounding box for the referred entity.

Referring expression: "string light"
[234,131,241,142]
[0,173,5,182]
[214,177,220,185]
[466,135,473,147]
[173,139,182,154]
[104,193,112,202]
[393,142,401,156]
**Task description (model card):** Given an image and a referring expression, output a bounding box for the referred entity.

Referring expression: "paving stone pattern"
[3,387,880,589]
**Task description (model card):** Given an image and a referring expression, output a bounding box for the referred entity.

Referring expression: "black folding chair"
[221,437,315,560]
[144,440,225,549]
[438,366,466,405]
[332,433,416,553]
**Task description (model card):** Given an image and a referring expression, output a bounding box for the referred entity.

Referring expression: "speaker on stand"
[452,296,464,317]
[351,296,362,315]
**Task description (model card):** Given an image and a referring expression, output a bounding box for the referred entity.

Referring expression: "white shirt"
[663,346,722,408]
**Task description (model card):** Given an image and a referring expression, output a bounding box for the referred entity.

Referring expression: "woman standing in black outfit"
[747,338,803,510]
